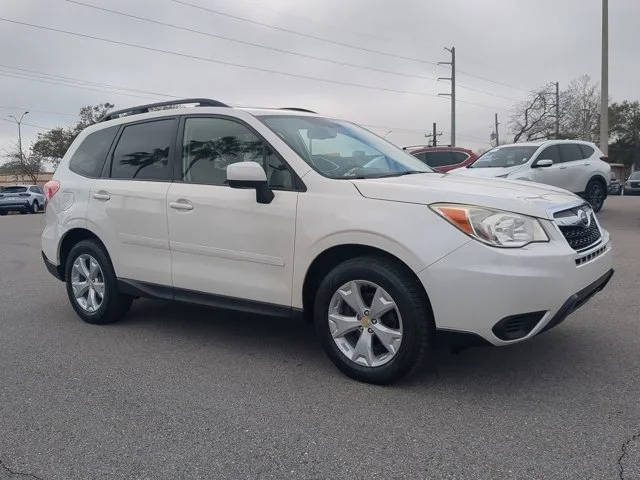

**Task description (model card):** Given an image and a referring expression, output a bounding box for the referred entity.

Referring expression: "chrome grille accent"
[554,205,602,251]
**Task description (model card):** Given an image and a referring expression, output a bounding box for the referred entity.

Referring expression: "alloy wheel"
[70,254,105,312]
[328,280,403,367]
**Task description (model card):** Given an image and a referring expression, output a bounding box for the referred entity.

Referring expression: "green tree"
[609,100,640,169]
[31,102,114,168]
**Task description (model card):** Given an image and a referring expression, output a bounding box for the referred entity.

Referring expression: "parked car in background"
[608,174,623,195]
[403,146,477,172]
[41,99,613,384]
[0,184,44,215]
[623,171,640,195]
[452,140,611,212]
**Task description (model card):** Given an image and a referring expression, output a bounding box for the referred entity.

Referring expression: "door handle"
[93,191,111,201]
[169,200,194,211]
[583,162,591,166]
[559,166,567,169]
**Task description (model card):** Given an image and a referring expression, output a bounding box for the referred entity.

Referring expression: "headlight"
[430,203,549,248]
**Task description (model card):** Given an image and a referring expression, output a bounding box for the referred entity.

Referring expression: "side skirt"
[117,278,303,320]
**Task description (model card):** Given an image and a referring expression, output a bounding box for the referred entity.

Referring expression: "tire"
[65,239,132,324]
[314,256,433,384]
[0,211,6,216]
[31,201,39,214]
[585,179,606,212]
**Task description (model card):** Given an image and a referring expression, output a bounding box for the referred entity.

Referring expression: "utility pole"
[494,113,500,146]
[425,122,442,147]
[7,111,29,162]
[438,46,456,146]
[554,81,560,139]
[600,0,608,155]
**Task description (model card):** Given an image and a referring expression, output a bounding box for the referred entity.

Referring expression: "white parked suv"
[41,99,614,384]
[452,140,611,212]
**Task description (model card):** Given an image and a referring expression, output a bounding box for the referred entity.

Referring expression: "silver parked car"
[0,184,45,215]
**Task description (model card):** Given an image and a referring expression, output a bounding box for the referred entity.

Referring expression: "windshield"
[2,186,27,193]
[469,145,538,168]
[630,172,640,180]
[259,115,433,179]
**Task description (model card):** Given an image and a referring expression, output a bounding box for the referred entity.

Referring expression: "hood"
[450,165,524,178]
[351,173,583,220]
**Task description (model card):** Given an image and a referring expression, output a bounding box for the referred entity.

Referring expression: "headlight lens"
[430,203,549,248]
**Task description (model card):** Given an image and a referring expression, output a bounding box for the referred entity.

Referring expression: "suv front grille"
[554,205,602,251]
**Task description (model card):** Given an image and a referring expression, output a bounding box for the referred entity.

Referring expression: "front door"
[531,144,571,190]
[167,116,299,307]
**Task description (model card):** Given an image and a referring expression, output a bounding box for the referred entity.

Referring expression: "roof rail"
[279,107,317,114]
[101,98,229,122]
[402,145,429,150]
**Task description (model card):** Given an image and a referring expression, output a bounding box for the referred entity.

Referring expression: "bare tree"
[559,75,600,142]
[2,144,43,185]
[510,85,556,142]
[510,76,601,143]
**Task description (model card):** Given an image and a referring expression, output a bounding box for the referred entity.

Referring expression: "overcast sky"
[1,0,638,160]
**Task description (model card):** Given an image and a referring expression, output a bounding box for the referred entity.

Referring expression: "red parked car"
[403,146,478,172]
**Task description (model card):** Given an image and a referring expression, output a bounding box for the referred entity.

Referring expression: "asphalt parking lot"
[0,196,638,480]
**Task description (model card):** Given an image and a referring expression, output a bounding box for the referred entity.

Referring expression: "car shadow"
[117,297,603,396]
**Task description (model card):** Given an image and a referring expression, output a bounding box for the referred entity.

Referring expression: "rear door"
[86,118,177,286]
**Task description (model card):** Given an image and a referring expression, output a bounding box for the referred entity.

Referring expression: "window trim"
[174,113,306,192]
[68,125,120,179]
[102,117,180,182]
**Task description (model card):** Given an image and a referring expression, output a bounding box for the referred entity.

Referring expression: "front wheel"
[65,240,132,324]
[314,256,433,384]
[31,201,39,214]
[585,179,606,212]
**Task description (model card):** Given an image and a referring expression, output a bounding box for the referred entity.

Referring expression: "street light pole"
[8,111,29,162]
[600,0,608,155]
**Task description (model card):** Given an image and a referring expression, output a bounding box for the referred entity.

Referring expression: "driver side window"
[537,145,562,164]
[181,117,294,190]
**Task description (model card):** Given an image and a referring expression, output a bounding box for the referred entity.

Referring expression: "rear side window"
[558,144,584,163]
[110,119,176,181]
[418,151,459,167]
[579,144,594,158]
[69,126,118,178]
[450,152,469,164]
[29,186,43,194]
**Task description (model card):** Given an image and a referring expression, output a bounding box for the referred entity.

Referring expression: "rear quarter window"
[69,126,119,178]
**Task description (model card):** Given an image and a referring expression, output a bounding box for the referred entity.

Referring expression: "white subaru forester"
[42,99,613,384]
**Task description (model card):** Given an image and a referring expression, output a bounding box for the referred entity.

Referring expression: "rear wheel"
[314,256,433,384]
[65,240,132,324]
[0,211,6,216]
[585,179,606,212]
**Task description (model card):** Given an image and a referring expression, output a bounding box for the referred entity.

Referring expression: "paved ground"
[0,196,639,480]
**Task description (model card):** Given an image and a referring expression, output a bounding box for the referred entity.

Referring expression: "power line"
[172,0,532,95]
[1,18,515,112]
[0,118,51,130]
[171,0,440,66]
[0,70,165,102]
[0,104,76,117]
[0,17,449,100]
[0,64,179,100]
[67,1,438,83]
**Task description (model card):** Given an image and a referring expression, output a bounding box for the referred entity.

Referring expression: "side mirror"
[227,161,274,204]
[533,159,553,168]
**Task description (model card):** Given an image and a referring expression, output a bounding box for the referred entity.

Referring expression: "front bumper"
[419,230,613,346]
